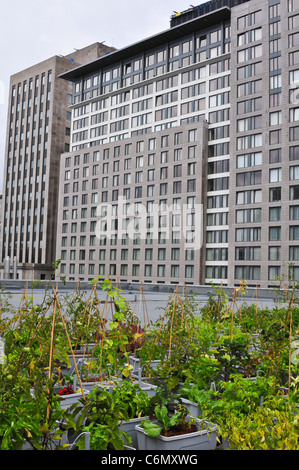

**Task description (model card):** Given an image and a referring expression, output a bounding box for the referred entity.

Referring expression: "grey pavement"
[0,281,283,325]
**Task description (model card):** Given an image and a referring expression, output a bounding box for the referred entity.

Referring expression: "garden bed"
[0,278,298,450]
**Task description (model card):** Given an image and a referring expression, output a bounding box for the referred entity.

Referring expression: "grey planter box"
[135,417,218,451]
[119,416,149,449]
[59,389,89,409]
[181,398,202,418]
[60,353,92,375]
[129,356,161,380]
[77,376,157,396]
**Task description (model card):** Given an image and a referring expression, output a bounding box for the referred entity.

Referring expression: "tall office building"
[53,0,299,289]
[0,43,115,280]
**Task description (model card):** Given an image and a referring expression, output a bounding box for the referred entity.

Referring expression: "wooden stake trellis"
[144,284,199,377]
[51,285,86,401]
[131,281,151,331]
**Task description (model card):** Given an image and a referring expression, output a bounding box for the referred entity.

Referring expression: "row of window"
[61,228,198,247]
[235,225,299,241]
[236,245,299,261]
[234,205,299,222]
[75,29,229,99]
[61,247,196,261]
[206,265,299,282]
[60,262,196,279]
[66,130,197,167]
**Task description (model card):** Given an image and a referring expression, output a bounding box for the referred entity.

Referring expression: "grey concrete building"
[53,0,299,288]
[0,43,115,280]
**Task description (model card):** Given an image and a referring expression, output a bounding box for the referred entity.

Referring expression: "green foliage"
[63,387,130,450]
[0,279,298,451]
[141,403,192,438]
[111,381,151,419]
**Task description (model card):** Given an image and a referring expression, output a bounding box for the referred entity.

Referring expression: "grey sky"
[0,0,198,192]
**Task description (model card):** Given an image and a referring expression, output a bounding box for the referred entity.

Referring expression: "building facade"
[54,0,299,288]
[0,43,115,280]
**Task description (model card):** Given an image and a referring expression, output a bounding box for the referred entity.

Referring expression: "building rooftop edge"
[9,42,115,81]
[59,6,231,82]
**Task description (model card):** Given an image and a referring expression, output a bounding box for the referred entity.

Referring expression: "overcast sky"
[0,0,200,191]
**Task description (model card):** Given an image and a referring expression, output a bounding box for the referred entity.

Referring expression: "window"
[144,265,152,277]
[269,246,281,261]
[188,129,197,142]
[269,149,281,164]
[236,208,261,223]
[289,0,299,12]
[269,226,281,241]
[290,165,299,181]
[237,97,262,115]
[290,225,299,240]
[235,266,260,280]
[206,248,228,261]
[236,170,262,186]
[290,146,299,161]
[269,207,281,221]
[237,134,262,150]
[237,45,262,63]
[206,230,228,243]
[237,152,262,168]
[206,266,228,279]
[290,205,299,220]
[237,10,262,30]
[160,183,168,196]
[185,266,194,279]
[237,115,262,132]
[289,246,299,260]
[171,265,180,278]
[173,181,181,194]
[235,227,261,242]
[268,266,280,281]
[270,74,281,90]
[187,179,196,192]
[290,126,299,142]
[157,265,165,277]
[236,189,261,205]
[270,111,282,126]
[269,168,281,182]
[237,80,262,98]
[290,185,299,200]
[269,130,281,145]
[270,187,281,202]
[235,247,261,261]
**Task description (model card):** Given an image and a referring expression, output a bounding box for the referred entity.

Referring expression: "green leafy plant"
[140,403,195,438]
[111,381,151,419]
[63,387,130,450]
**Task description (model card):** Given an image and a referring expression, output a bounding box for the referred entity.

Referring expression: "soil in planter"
[82,377,114,383]
[161,423,197,438]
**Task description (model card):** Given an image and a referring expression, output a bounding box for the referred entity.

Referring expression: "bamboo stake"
[145,289,177,375]
[168,286,178,360]
[52,286,86,402]
[46,285,58,427]
[13,297,54,379]
[230,288,237,344]
[288,285,295,396]
[74,283,96,353]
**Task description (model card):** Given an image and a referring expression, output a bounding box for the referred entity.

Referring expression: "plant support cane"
[52,286,86,402]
